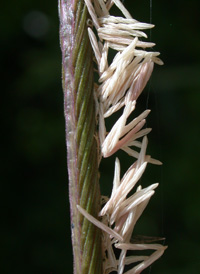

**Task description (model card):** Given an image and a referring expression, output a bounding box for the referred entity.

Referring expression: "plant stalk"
[58,0,102,273]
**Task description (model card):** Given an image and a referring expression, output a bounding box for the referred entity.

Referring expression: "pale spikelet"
[102,101,150,157]
[77,141,166,274]
[77,205,123,242]
[77,0,167,273]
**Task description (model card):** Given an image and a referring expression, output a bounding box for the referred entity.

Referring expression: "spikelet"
[77,0,167,273]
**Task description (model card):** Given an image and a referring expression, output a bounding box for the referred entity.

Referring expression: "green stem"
[58,0,102,273]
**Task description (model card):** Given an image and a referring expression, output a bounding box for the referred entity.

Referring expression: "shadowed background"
[1,0,200,273]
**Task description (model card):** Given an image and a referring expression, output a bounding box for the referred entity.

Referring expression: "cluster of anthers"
[77,0,167,273]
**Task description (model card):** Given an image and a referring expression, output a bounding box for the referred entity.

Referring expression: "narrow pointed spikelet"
[77,0,167,273]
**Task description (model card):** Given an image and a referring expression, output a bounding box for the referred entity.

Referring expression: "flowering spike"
[76,0,167,273]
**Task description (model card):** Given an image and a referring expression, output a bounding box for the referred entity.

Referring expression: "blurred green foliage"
[1,0,200,273]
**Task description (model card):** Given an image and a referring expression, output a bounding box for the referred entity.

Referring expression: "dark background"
[1,0,200,273]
